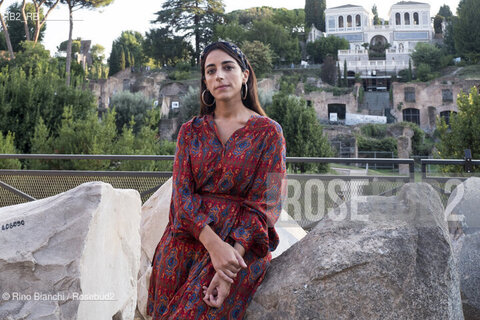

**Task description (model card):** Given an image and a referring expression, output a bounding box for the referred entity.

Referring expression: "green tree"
[266,91,333,173]
[29,116,53,169]
[110,91,153,134]
[108,31,145,76]
[153,0,225,63]
[411,42,443,70]
[57,38,81,53]
[272,8,305,35]
[320,55,336,85]
[240,40,273,78]
[0,131,21,169]
[143,27,193,67]
[3,2,46,52]
[416,63,433,82]
[214,20,248,44]
[31,0,60,44]
[343,60,347,87]
[214,7,303,65]
[305,0,326,31]
[0,45,96,153]
[436,87,480,171]
[59,0,113,85]
[438,4,453,18]
[51,106,116,169]
[372,4,381,25]
[443,17,456,55]
[306,35,349,63]
[247,18,300,65]
[88,43,108,79]
[454,0,480,62]
[0,0,15,59]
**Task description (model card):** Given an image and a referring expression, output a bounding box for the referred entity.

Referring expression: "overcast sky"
[1,0,460,57]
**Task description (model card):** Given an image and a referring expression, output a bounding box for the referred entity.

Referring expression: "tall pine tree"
[305,0,326,31]
[454,0,480,62]
[153,0,225,63]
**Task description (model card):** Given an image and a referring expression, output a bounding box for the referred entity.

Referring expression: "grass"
[455,64,480,79]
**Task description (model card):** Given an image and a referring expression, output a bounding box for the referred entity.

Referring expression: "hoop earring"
[201,89,215,107]
[242,83,248,100]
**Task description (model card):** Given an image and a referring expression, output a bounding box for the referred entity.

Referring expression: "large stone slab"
[447,177,480,320]
[0,182,142,320]
[246,183,464,320]
[135,178,306,319]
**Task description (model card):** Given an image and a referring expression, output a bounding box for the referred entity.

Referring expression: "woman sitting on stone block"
[147,41,287,319]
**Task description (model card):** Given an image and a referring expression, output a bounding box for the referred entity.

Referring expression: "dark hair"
[199,42,266,117]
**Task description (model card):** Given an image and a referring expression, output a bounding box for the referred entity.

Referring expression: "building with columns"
[310,1,433,85]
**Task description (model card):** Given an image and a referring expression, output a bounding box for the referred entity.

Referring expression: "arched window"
[404,12,410,25]
[413,12,419,25]
[339,16,344,28]
[347,15,352,27]
[396,13,401,25]
[403,108,420,125]
[356,14,361,27]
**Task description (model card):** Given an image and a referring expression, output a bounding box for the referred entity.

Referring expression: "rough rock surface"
[0,182,142,320]
[446,177,480,235]
[137,178,172,320]
[446,177,480,320]
[246,183,464,320]
[135,178,306,319]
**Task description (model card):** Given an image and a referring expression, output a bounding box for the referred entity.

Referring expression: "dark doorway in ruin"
[328,104,346,121]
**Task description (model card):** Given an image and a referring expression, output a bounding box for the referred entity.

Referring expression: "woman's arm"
[199,225,246,283]
[202,243,245,308]
[229,122,287,257]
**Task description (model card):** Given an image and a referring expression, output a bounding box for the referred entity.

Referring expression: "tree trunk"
[32,0,60,45]
[0,13,15,59]
[21,0,30,41]
[194,2,200,64]
[65,1,74,86]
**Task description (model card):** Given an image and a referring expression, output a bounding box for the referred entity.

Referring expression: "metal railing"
[420,158,480,205]
[0,154,174,205]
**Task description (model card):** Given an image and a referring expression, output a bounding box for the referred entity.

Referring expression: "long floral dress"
[147,113,286,319]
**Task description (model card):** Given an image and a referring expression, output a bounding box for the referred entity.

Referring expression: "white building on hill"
[310,1,433,84]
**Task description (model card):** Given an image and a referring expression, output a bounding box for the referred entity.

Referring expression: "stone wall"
[89,69,168,111]
[305,87,358,120]
[391,79,477,132]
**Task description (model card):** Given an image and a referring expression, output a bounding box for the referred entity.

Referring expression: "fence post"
[409,160,415,183]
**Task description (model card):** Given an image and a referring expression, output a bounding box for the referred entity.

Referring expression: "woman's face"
[203,49,249,103]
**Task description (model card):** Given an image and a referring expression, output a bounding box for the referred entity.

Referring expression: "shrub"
[0,131,21,169]
[357,135,397,155]
[360,124,387,139]
[110,91,153,134]
[416,63,435,82]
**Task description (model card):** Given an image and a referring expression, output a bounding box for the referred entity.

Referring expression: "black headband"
[201,41,248,70]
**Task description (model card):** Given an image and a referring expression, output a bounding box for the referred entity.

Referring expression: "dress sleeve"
[170,123,213,240]
[229,123,287,257]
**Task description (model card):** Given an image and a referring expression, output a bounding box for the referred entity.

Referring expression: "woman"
[147,41,286,319]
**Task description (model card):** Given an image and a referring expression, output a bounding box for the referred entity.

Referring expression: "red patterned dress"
[147,113,286,319]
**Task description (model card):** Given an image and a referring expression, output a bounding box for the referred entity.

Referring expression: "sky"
[1,0,461,58]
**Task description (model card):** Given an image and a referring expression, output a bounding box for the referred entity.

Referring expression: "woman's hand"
[199,226,247,283]
[209,240,246,283]
[203,272,232,308]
